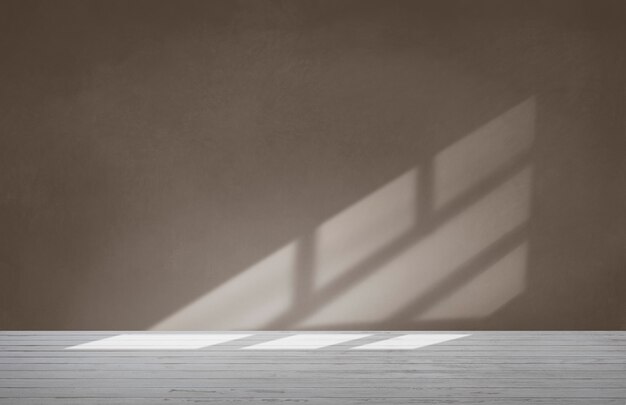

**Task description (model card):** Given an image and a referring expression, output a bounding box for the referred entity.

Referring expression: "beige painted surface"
[0,0,624,330]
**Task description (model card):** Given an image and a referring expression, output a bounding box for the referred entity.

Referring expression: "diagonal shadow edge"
[264,154,531,329]
[150,94,537,331]
[265,224,526,331]
[385,224,528,325]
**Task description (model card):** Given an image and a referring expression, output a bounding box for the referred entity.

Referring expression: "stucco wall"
[1,0,624,330]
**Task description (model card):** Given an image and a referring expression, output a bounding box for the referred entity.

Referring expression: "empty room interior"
[1,0,625,404]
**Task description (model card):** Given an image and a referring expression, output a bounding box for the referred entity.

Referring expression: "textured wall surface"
[1,0,624,330]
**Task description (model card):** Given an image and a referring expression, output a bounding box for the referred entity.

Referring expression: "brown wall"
[1,0,624,330]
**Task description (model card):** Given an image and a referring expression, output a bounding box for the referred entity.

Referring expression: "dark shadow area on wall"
[0,0,624,330]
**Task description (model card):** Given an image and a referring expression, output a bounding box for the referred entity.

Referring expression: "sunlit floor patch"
[351,333,470,350]
[66,334,251,350]
[243,334,370,350]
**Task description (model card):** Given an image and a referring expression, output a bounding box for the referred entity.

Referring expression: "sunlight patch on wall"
[152,242,296,330]
[314,169,418,290]
[417,242,529,320]
[433,97,535,210]
[295,167,532,327]
[151,98,535,330]
[151,169,417,330]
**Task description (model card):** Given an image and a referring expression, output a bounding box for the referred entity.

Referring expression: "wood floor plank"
[0,377,624,388]
[1,399,625,405]
[1,386,626,398]
[0,347,623,360]
[0,332,623,403]
[2,355,624,364]
[1,370,624,379]
[1,362,625,372]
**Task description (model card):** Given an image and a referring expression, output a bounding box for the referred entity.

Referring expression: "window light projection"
[243,334,370,350]
[151,97,535,331]
[153,242,297,330]
[352,333,469,350]
[433,97,535,210]
[417,243,528,321]
[65,333,474,351]
[314,169,419,291]
[296,166,532,327]
[66,334,251,350]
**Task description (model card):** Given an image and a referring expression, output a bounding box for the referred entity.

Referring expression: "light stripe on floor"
[66,334,251,350]
[243,334,370,350]
[351,333,470,350]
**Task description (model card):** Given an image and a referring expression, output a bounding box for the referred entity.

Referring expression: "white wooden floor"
[0,331,624,404]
